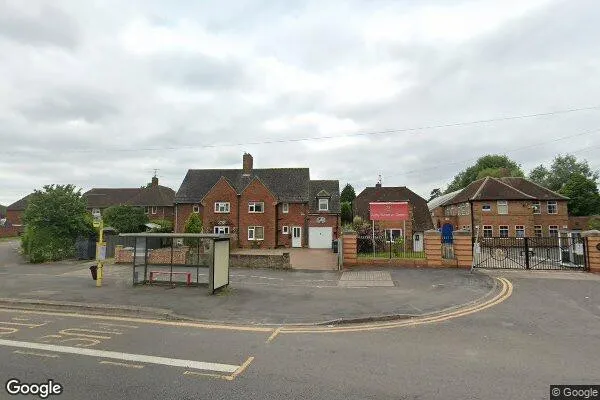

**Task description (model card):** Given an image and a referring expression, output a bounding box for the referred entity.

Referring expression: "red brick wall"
[6,210,23,226]
[239,179,277,248]
[472,200,568,237]
[202,178,239,236]
[0,226,20,238]
[278,203,307,247]
[147,206,175,223]
[175,203,203,233]
[373,205,415,247]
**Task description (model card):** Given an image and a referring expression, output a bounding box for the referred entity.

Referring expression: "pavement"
[0,237,494,325]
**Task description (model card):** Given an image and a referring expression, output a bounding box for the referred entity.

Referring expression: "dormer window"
[318,198,329,211]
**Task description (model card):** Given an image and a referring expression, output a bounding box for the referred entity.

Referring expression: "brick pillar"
[424,230,441,267]
[582,230,600,274]
[342,231,357,265]
[453,230,473,269]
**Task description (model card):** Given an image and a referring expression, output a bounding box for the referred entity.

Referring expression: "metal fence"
[357,235,425,259]
[441,235,454,259]
[473,236,588,270]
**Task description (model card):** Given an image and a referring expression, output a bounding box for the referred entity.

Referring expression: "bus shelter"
[118,233,230,294]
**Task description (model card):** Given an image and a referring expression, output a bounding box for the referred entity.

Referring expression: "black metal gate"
[473,236,588,270]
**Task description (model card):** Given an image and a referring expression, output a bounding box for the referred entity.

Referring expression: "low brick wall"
[230,253,291,269]
[115,246,189,264]
[0,226,21,238]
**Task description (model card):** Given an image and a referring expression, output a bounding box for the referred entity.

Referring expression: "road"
[0,273,598,399]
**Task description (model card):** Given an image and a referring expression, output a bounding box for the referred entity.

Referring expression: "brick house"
[353,184,434,252]
[428,176,569,238]
[5,194,33,235]
[174,153,341,249]
[83,176,176,222]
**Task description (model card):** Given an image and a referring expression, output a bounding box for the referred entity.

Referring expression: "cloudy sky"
[1,0,600,206]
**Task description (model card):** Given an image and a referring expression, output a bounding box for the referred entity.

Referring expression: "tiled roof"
[427,189,461,211]
[7,194,34,211]
[353,186,434,232]
[175,168,311,203]
[127,185,175,207]
[309,180,341,213]
[83,188,143,209]
[442,176,567,206]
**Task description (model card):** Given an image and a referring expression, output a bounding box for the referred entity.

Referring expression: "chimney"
[243,153,253,175]
[375,182,382,188]
[151,176,159,187]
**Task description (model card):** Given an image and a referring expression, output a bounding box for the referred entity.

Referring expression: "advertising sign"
[369,202,409,221]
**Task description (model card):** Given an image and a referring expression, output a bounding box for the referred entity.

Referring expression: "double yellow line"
[278,277,513,334]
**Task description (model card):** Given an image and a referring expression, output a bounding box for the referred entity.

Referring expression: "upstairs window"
[547,201,558,215]
[497,201,508,215]
[532,201,541,214]
[192,204,200,213]
[282,203,289,213]
[248,202,264,213]
[318,198,329,211]
[214,202,230,213]
[482,204,491,212]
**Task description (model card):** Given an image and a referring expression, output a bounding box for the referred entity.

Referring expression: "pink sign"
[369,202,409,221]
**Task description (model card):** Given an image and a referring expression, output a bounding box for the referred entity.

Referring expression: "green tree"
[588,216,600,230]
[529,154,599,192]
[0,204,6,218]
[429,188,442,201]
[559,173,600,216]
[445,155,524,193]
[341,202,353,224]
[21,184,92,263]
[102,205,148,233]
[340,184,356,203]
[184,213,203,246]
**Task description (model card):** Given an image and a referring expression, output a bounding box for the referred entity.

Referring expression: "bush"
[150,219,173,233]
[103,205,148,233]
[22,226,75,263]
[184,213,203,246]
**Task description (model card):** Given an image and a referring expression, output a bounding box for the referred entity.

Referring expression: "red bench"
[149,271,191,285]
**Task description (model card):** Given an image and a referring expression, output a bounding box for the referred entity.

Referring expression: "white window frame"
[248,201,264,213]
[213,226,230,234]
[214,202,230,213]
[482,204,491,212]
[192,204,200,213]
[385,229,403,243]
[547,201,558,215]
[92,208,101,217]
[282,225,289,234]
[318,198,329,211]
[515,225,525,238]
[282,203,289,214]
[483,225,493,238]
[549,225,559,237]
[534,225,543,237]
[248,226,264,240]
[497,201,508,215]
[144,206,149,214]
[499,225,509,238]
[532,201,541,214]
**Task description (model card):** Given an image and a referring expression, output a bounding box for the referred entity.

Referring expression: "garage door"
[309,227,333,248]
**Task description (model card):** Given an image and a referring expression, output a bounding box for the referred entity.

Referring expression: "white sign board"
[575,243,584,255]
[210,239,230,293]
[97,243,107,260]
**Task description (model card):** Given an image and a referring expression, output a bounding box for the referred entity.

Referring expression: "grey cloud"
[17,88,119,123]
[0,3,79,48]
[151,53,249,90]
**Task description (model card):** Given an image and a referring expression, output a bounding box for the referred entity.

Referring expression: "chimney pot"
[151,176,159,187]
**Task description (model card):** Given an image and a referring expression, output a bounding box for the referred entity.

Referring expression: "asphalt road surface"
[1,271,599,400]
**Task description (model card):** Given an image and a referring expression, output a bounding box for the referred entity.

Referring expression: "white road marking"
[0,339,239,373]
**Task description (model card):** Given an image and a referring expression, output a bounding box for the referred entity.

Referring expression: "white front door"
[292,226,302,248]
[413,233,423,252]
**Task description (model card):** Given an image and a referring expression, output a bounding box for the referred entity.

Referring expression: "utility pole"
[93,217,106,287]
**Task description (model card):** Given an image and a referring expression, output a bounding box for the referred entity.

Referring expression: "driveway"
[0,238,23,267]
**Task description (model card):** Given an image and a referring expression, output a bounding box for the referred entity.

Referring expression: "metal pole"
[372,220,375,257]
[96,220,104,287]
[403,220,406,255]
[170,237,174,285]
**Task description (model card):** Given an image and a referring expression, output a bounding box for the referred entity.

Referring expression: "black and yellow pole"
[95,219,105,287]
